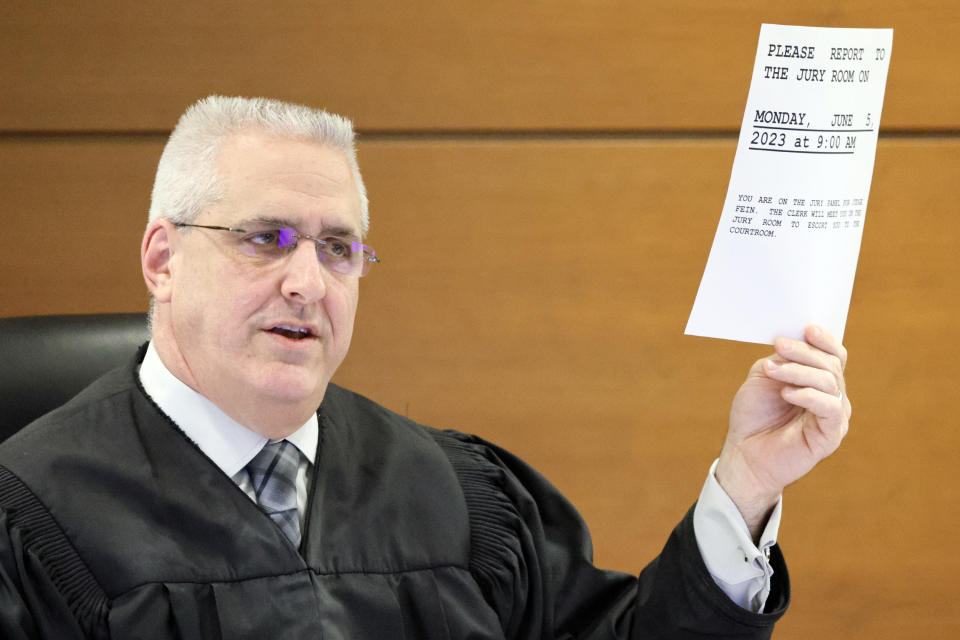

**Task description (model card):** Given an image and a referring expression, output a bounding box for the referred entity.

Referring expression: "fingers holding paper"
[715,325,852,536]
[763,326,852,429]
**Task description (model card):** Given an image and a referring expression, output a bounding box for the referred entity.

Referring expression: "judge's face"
[160,130,362,425]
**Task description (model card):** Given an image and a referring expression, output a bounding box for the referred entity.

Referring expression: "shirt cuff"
[692,458,782,613]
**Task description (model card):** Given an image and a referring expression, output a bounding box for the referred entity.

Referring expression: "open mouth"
[268,325,315,340]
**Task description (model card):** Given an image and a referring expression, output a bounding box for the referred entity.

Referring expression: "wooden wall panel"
[0,137,157,316]
[0,1,955,132]
[2,137,958,636]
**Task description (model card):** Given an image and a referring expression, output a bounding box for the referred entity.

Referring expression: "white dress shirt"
[137,341,779,612]
[695,460,781,612]
[138,342,317,529]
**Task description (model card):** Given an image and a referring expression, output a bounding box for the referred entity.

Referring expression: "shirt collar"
[138,341,318,476]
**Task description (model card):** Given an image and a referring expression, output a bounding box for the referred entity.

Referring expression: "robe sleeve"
[0,511,42,639]
[431,430,790,639]
[0,466,108,639]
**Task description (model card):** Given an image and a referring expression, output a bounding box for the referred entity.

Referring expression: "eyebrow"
[242,216,298,229]
[319,225,361,240]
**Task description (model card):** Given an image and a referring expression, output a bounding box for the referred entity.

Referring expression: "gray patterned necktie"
[246,440,302,547]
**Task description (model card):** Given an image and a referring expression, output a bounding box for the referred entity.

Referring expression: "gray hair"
[148,95,369,234]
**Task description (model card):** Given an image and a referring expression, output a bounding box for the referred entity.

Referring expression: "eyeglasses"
[175,223,380,277]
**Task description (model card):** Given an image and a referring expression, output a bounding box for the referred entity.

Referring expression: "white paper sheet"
[685,24,893,345]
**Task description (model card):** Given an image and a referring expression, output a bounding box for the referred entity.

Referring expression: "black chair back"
[0,313,149,441]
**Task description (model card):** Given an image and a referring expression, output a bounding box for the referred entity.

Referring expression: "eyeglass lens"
[237,228,375,277]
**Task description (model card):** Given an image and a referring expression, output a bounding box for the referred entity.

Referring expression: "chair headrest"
[0,313,149,441]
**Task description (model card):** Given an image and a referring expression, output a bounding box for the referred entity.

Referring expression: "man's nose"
[279,241,327,302]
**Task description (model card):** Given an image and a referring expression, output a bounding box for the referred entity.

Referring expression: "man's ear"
[141,218,178,303]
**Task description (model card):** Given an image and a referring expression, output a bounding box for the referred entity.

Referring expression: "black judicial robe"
[0,352,788,639]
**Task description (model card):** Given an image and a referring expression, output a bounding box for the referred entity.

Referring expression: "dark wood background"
[2,3,958,637]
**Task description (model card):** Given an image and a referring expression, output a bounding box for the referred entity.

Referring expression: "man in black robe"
[0,96,852,639]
